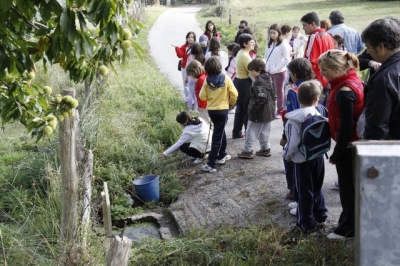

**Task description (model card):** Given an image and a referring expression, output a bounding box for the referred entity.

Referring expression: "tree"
[0,0,144,140]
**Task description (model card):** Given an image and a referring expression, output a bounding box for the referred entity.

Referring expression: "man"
[361,17,400,140]
[234,20,248,44]
[301,12,335,90]
[327,10,364,54]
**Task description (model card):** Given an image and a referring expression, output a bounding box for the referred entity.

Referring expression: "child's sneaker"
[193,158,203,165]
[256,149,271,157]
[290,208,297,216]
[327,232,354,241]
[217,155,231,165]
[201,164,216,173]
[238,151,254,159]
[288,202,298,209]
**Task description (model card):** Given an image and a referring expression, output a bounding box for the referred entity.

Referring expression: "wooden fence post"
[82,150,93,248]
[106,235,132,266]
[102,182,112,249]
[59,88,79,244]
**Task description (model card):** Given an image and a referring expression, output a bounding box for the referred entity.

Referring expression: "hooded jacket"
[283,106,322,163]
[199,74,238,110]
[248,73,276,123]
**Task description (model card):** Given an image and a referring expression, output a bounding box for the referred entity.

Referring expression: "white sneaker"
[290,208,297,216]
[193,158,203,165]
[217,155,231,165]
[288,202,298,209]
[201,164,216,173]
[327,232,354,241]
[331,180,340,189]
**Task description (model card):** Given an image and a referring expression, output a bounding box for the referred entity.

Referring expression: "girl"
[291,26,308,59]
[186,43,206,111]
[162,111,211,165]
[185,59,210,122]
[205,37,222,63]
[199,57,238,172]
[172,31,196,102]
[225,43,240,79]
[318,50,364,240]
[333,35,347,51]
[264,24,291,119]
[203,20,221,42]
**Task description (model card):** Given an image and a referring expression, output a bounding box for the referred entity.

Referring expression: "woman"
[264,24,290,119]
[242,27,258,59]
[232,33,255,139]
[203,20,221,42]
[318,50,364,240]
[172,31,196,103]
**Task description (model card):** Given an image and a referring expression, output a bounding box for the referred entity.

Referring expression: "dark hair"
[292,26,300,31]
[329,10,344,25]
[227,43,236,51]
[320,19,331,30]
[209,37,221,56]
[242,27,258,54]
[186,59,203,78]
[238,33,254,49]
[281,24,291,35]
[185,31,196,45]
[333,35,345,50]
[287,58,315,81]
[362,17,400,51]
[232,45,241,57]
[190,43,205,65]
[240,20,248,26]
[247,58,266,73]
[242,27,254,36]
[205,20,218,35]
[301,12,320,27]
[204,56,222,75]
[298,80,322,106]
[176,111,201,126]
[268,24,283,48]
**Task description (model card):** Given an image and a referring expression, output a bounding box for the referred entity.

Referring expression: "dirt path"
[149,5,342,234]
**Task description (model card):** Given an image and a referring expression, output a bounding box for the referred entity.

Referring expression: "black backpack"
[299,113,331,161]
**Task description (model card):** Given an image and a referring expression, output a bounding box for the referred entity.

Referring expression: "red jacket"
[327,69,364,142]
[304,29,335,88]
[175,44,192,68]
[196,72,208,108]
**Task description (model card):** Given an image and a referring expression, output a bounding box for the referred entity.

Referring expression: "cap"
[199,35,208,45]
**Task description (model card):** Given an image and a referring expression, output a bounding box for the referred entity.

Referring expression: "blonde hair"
[318,50,359,76]
[186,59,203,78]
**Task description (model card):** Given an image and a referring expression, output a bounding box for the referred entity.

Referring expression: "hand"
[280,138,287,147]
[171,44,178,48]
[159,154,167,159]
[329,159,336,165]
[369,61,381,70]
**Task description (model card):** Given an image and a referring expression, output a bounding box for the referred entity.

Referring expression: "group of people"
[165,11,400,241]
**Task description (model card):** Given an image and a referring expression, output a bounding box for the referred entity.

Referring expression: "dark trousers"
[295,156,328,232]
[232,78,251,138]
[207,110,228,168]
[334,147,355,237]
[284,159,295,193]
[179,143,203,158]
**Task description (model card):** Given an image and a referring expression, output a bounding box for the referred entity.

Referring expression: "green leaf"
[0,1,13,11]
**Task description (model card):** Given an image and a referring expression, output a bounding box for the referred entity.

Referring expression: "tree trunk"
[59,88,79,244]
[106,236,132,266]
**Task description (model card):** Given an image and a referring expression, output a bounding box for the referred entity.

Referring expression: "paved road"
[149,5,341,233]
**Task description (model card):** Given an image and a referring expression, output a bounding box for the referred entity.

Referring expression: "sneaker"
[232,134,245,139]
[327,232,354,241]
[193,158,203,165]
[228,108,235,114]
[331,180,340,189]
[256,149,271,157]
[201,164,216,173]
[288,202,298,209]
[275,114,282,119]
[238,151,254,159]
[217,155,231,165]
[290,208,297,216]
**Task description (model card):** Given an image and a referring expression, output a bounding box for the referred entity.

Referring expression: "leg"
[232,78,251,137]
[181,67,189,101]
[284,159,295,195]
[270,71,287,116]
[179,143,203,158]
[187,77,197,111]
[258,121,272,150]
[243,121,260,153]
[311,156,328,223]
[207,111,228,169]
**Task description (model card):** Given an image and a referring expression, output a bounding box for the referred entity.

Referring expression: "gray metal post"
[354,141,400,266]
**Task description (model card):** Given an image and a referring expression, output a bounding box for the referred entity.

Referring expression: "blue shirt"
[328,24,364,54]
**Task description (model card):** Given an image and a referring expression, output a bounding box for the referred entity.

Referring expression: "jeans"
[232,78,251,137]
[207,110,228,168]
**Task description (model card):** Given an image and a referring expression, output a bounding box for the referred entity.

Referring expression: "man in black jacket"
[234,20,248,44]
[361,17,400,140]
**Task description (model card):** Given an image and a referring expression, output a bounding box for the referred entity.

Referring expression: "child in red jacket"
[185,59,209,123]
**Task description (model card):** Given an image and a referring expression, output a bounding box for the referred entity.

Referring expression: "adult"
[301,12,335,90]
[318,50,364,240]
[242,27,258,59]
[291,26,308,59]
[264,24,291,119]
[172,31,196,102]
[361,17,400,140]
[327,10,364,55]
[232,33,255,139]
[234,20,248,44]
[203,20,221,42]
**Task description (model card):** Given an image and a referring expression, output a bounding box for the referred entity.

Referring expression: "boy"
[199,56,238,172]
[283,80,328,233]
[238,58,276,159]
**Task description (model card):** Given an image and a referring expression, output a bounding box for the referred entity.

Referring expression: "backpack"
[299,113,331,161]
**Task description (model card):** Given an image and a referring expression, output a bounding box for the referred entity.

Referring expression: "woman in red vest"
[318,49,364,241]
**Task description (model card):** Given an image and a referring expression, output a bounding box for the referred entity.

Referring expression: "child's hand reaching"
[279,138,287,147]
[159,154,167,159]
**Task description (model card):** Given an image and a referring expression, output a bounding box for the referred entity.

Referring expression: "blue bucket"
[133,175,160,202]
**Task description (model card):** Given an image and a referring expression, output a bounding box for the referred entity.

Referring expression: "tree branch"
[11,6,40,30]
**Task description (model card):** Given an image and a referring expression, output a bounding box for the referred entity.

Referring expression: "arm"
[175,45,186,58]
[163,133,192,156]
[329,89,355,163]
[199,82,208,102]
[286,90,300,113]
[283,121,301,162]
[227,77,238,107]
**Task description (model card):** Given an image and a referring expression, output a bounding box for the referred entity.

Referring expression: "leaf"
[0,1,12,11]
[56,0,66,8]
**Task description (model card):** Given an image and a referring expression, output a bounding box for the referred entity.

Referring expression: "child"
[199,56,238,172]
[283,80,328,233]
[237,59,276,159]
[186,44,206,111]
[162,111,211,165]
[226,44,240,80]
[185,59,210,123]
[199,35,209,55]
